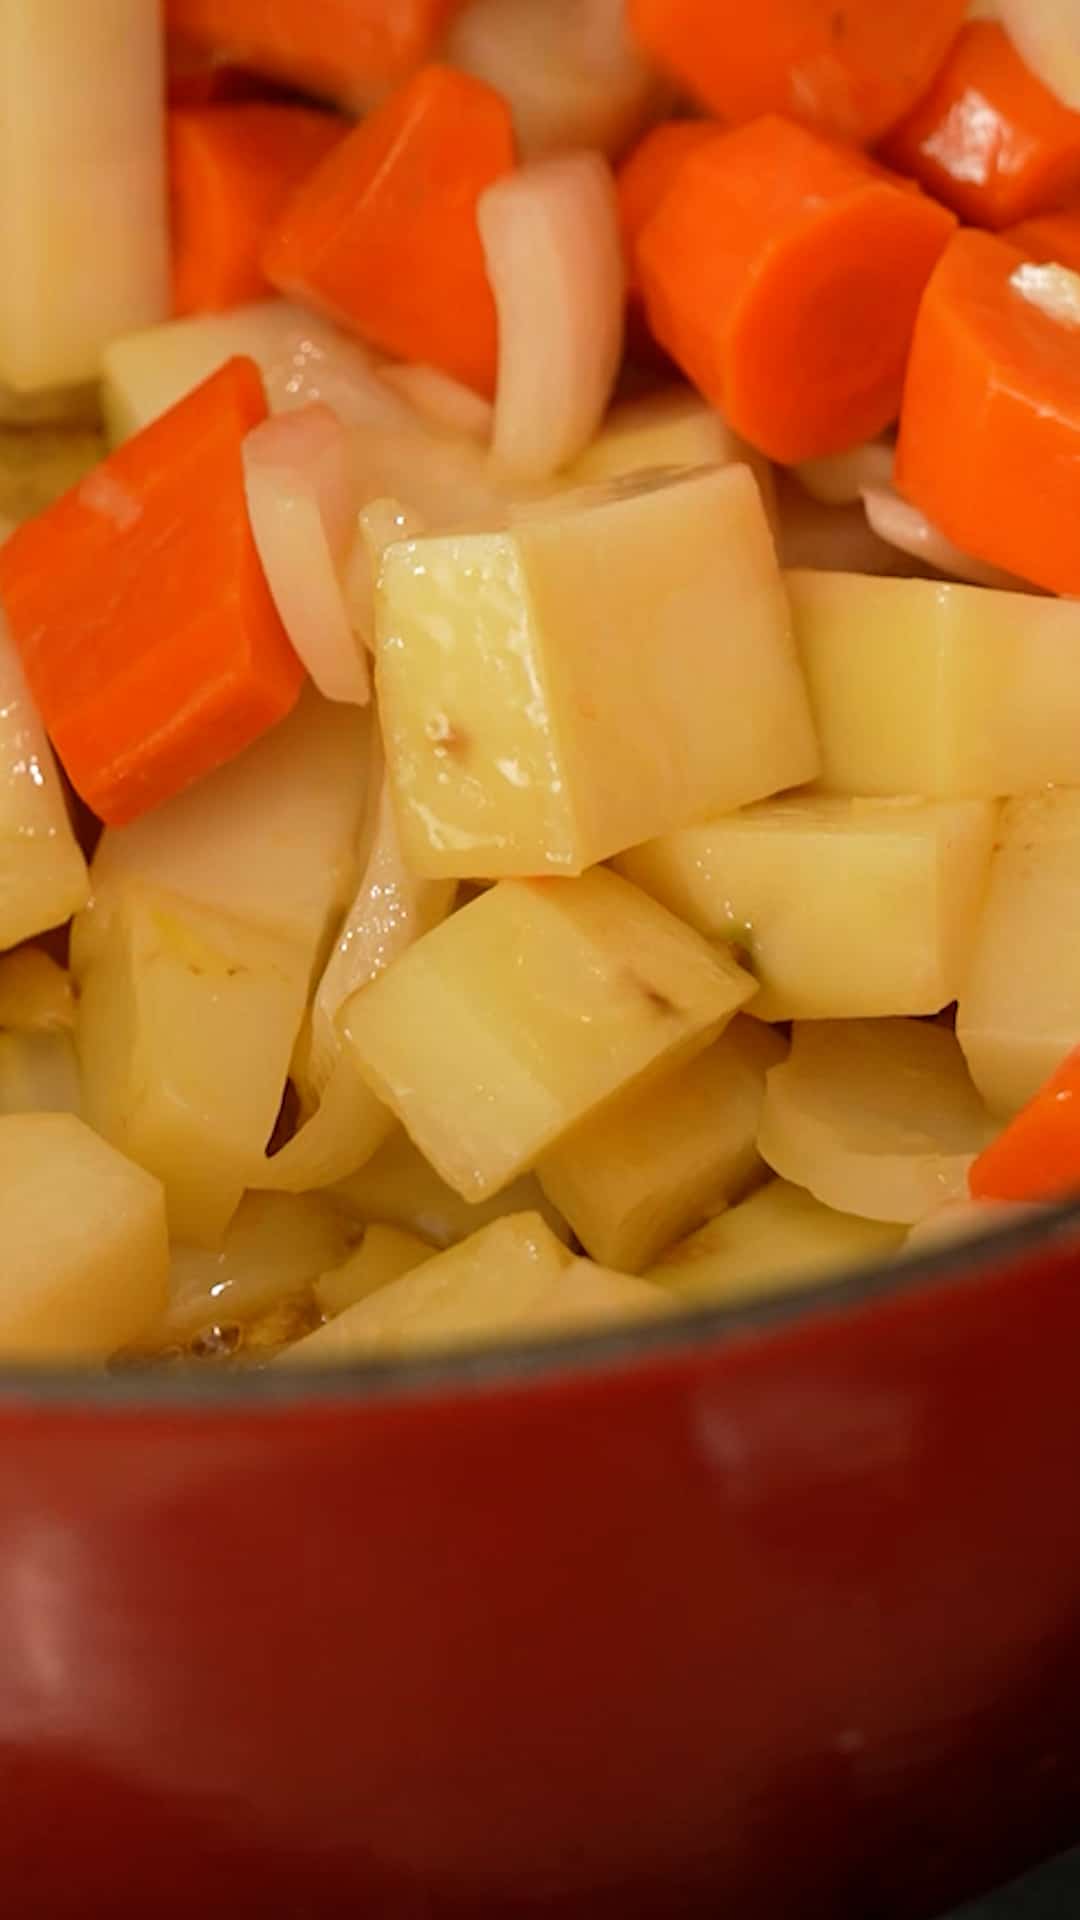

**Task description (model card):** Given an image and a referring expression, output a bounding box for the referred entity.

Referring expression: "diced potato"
[0,1027,79,1116]
[758,1020,995,1223]
[344,868,756,1200]
[73,882,309,1245]
[0,947,73,1030]
[650,1179,905,1304]
[315,1224,436,1318]
[562,387,776,518]
[618,794,997,1020]
[0,423,105,523]
[538,1018,786,1272]
[0,1112,168,1359]
[957,790,1080,1116]
[0,618,88,950]
[164,1191,354,1337]
[332,1126,572,1248]
[376,464,818,878]
[790,570,1080,798]
[0,2,168,394]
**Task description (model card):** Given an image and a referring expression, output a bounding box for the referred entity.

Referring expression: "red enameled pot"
[3,1209,1080,1919]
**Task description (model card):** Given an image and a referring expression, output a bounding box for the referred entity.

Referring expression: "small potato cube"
[0,1027,79,1116]
[332,1126,571,1247]
[0,617,88,948]
[376,464,817,877]
[650,1179,905,1305]
[618,794,997,1019]
[73,882,309,1244]
[344,867,755,1199]
[538,1017,785,1272]
[315,1225,436,1318]
[790,570,1080,798]
[562,386,776,519]
[0,1112,168,1359]
[958,790,1080,1116]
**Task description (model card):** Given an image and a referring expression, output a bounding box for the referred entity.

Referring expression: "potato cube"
[650,1179,905,1305]
[332,1126,571,1248]
[376,463,818,877]
[958,790,1080,1116]
[344,867,755,1199]
[538,1017,785,1271]
[790,570,1080,798]
[0,1027,79,1116]
[315,1225,436,1318]
[618,793,996,1019]
[0,1112,168,1359]
[562,386,776,519]
[0,617,88,948]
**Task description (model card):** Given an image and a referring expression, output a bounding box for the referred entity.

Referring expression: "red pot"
[3,1214,1080,1919]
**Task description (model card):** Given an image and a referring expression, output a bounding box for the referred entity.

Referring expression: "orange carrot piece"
[971,1046,1080,1203]
[0,358,304,827]
[169,103,345,314]
[165,0,463,108]
[880,22,1080,230]
[1005,205,1080,276]
[165,36,271,106]
[264,64,515,396]
[894,226,1080,596]
[627,0,967,147]
[636,115,956,463]
[616,120,717,293]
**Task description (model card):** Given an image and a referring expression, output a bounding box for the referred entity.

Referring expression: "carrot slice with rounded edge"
[971,1046,1080,1203]
[165,0,463,109]
[895,226,1080,597]
[1005,205,1080,275]
[880,22,1080,230]
[616,120,717,293]
[636,115,956,463]
[264,64,515,395]
[0,357,304,827]
[626,0,968,147]
[169,104,345,315]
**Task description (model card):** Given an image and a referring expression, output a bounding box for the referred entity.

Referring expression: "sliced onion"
[862,485,1034,590]
[479,150,626,479]
[164,1192,353,1336]
[243,403,370,705]
[0,947,73,1030]
[774,472,913,577]
[378,362,494,443]
[795,438,895,507]
[249,1051,395,1193]
[999,0,1080,110]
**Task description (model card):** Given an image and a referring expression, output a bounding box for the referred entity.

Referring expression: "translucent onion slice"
[163,1192,353,1337]
[774,472,912,577]
[999,0,1080,110]
[795,438,895,506]
[757,1019,996,1223]
[903,1196,1045,1253]
[243,403,370,705]
[861,485,1034,590]
[479,150,626,479]
[378,362,494,442]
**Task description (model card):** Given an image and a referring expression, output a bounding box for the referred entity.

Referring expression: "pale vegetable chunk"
[650,1179,905,1304]
[0,1113,167,1360]
[618,795,997,1020]
[758,1021,995,1223]
[73,883,309,1245]
[538,1018,786,1271]
[377,465,818,877]
[164,1192,353,1338]
[903,1197,1045,1254]
[0,2,167,394]
[332,1127,572,1249]
[0,947,72,1031]
[565,387,776,522]
[315,1225,436,1318]
[0,618,88,949]
[957,790,1080,1116]
[790,571,1080,798]
[0,1027,79,1117]
[344,868,756,1200]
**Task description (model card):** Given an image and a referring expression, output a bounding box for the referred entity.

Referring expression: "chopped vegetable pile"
[3,0,1080,1369]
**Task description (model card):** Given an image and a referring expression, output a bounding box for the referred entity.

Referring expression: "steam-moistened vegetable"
[651,1180,906,1304]
[161,1190,353,1337]
[1005,205,1080,272]
[165,0,463,108]
[997,0,1080,111]
[562,387,774,523]
[332,1128,572,1250]
[0,1027,80,1119]
[448,0,660,160]
[0,619,88,950]
[315,1223,436,1319]
[969,1043,1080,1202]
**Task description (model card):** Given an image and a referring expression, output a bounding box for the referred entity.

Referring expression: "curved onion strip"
[479,150,625,479]
[378,362,494,443]
[774,471,910,576]
[243,403,370,705]
[861,485,1034,591]
[999,0,1080,110]
[794,438,895,507]
[249,1051,395,1193]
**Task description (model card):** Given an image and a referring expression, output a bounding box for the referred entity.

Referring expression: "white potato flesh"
[164,1191,354,1338]
[0,619,88,950]
[618,794,997,1020]
[651,1179,906,1304]
[758,1020,995,1223]
[332,1128,572,1250]
[0,1027,79,1117]
[0,1113,168,1360]
[563,386,776,523]
[315,1225,437,1319]
[957,789,1080,1116]
[0,948,72,1031]
[0,1,168,393]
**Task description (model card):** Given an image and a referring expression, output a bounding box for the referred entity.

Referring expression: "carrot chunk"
[0,358,304,827]
[1005,205,1080,276]
[165,0,463,108]
[169,104,345,315]
[264,64,515,395]
[880,22,1080,230]
[895,227,1080,596]
[616,120,717,293]
[971,1046,1080,1203]
[636,115,956,462]
[626,0,967,147]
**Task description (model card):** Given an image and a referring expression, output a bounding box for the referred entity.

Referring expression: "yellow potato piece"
[538,1017,785,1272]
[343,867,755,1201]
[562,386,776,520]
[376,464,817,877]
[332,1126,571,1249]
[164,1191,353,1338]
[0,1026,79,1117]
[0,618,88,951]
[618,793,997,1020]
[651,1179,905,1306]
[0,1112,168,1360]
[0,947,73,1031]
[315,1225,436,1319]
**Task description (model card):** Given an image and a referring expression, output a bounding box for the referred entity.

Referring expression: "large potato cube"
[790,570,1080,798]
[618,794,996,1019]
[0,617,88,949]
[958,790,1080,1116]
[344,867,755,1199]
[376,464,818,877]
[0,1112,168,1359]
